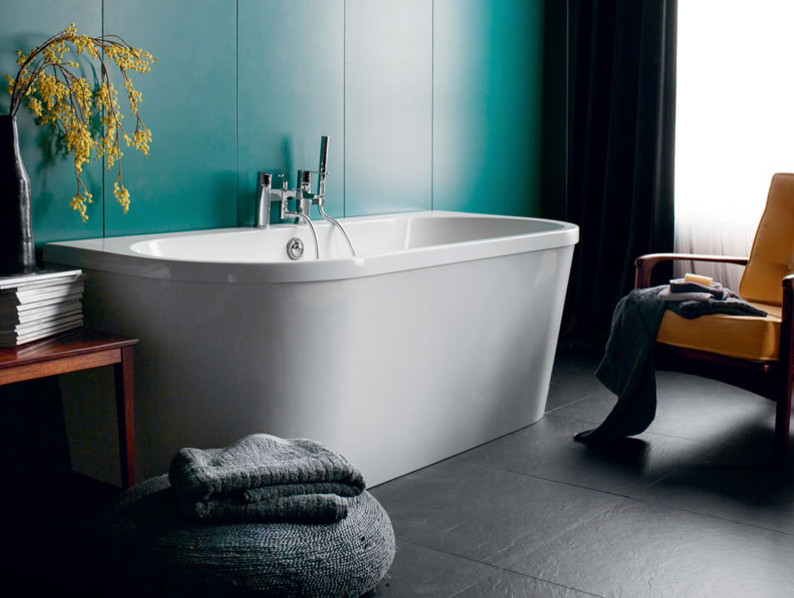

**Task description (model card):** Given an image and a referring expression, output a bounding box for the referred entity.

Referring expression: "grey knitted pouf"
[104,475,395,597]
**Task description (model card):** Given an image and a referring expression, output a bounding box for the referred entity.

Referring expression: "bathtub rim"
[44,210,579,284]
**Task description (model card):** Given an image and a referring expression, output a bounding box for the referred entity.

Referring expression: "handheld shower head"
[318,136,329,196]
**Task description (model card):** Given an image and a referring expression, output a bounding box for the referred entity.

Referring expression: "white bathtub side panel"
[67,245,573,486]
[331,246,575,485]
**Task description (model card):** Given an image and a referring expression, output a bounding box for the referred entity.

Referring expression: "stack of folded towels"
[658,273,767,318]
[168,433,366,524]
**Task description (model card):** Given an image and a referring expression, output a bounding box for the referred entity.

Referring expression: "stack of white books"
[0,269,85,348]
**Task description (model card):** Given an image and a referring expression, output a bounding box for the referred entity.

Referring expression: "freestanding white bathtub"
[45,211,578,487]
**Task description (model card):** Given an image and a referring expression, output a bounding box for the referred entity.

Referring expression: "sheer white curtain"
[675,1,794,290]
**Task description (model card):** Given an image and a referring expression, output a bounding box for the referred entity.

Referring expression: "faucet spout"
[255,171,273,228]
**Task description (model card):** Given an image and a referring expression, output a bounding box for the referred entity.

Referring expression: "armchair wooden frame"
[635,253,794,465]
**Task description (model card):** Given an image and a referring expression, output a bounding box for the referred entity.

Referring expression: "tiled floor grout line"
[386,474,637,594]
[495,451,794,537]
[449,455,794,539]
[380,536,497,593]
[544,390,603,414]
[627,492,794,538]
[641,412,773,445]
[447,570,607,598]
[391,484,794,596]
[479,495,636,597]
[452,457,639,500]
[389,536,608,598]
[544,401,775,448]
[542,410,714,447]
[453,443,721,505]
[471,566,608,598]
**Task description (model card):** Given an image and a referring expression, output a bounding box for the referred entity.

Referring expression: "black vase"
[0,114,35,276]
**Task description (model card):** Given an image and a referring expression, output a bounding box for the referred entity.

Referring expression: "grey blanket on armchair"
[574,286,667,441]
[168,433,366,524]
[574,283,767,442]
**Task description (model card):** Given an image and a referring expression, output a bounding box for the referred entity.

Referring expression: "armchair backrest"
[739,173,794,306]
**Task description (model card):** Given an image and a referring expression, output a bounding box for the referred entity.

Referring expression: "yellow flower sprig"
[4,23,156,221]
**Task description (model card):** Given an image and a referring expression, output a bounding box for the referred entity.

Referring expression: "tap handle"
[297,170,313,191]
[271,172,287,191]
[258,172,289,192]
[259,172,289,194]
[257,171,272,189]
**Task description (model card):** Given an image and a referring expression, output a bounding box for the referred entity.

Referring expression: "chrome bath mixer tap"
[254,136,356,257]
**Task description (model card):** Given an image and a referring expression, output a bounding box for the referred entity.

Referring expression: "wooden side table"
[0,328,139,488]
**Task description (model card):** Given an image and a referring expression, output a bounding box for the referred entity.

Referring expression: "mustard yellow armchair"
[635,173,794,465]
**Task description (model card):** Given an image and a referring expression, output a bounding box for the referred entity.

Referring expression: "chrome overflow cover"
[287,237,305,260]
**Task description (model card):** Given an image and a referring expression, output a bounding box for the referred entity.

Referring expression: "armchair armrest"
[634,253,749,289]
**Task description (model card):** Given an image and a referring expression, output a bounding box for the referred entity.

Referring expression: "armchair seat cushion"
[657,302,781,361]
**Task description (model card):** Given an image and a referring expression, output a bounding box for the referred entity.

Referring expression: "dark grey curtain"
[556,0,677,352]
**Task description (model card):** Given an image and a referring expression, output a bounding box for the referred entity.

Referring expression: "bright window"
[675,0,794,288]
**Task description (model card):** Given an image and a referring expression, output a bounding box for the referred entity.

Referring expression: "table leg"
[114,346,136,488]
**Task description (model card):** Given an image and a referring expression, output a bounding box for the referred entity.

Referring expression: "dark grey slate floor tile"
[368,539,497,597]
[545,350,602,412]
[367,351,791,597]
[370,460,623,563]
[636,416,794,535]
[454,414,709,496]
[496,499,794,598]
[554,370,772,446]
[452,569,600,598]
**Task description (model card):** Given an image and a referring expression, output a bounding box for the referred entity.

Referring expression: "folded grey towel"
[669,278,726,294]
[669,296,768,319]
[659,289,719,302]
[659,279,730,302]
[187,491,352,523]
[168,433,366,524]
[658,279,767,317]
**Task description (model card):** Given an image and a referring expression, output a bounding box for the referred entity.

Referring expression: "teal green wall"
[0,0,544,246]
[345,0,433,216]
[434,0,545,216]
[237,0,346,223]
